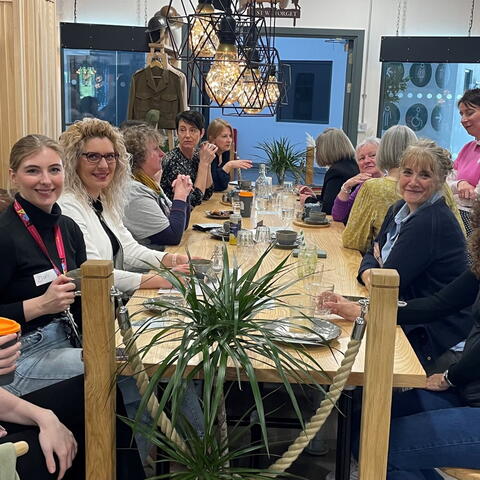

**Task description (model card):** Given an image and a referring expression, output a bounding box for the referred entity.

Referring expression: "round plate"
[210,228,230,240]
[205,210,233,220]
[274,240,299,250]
[304,218,329,226]
[143,296,184,312]
[263,318,341,345]
[293,219,330,228]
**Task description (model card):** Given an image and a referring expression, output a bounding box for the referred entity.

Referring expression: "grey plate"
[210,228,230,240]
[264,318,341,345]
[205,210,233,220]
[304,218,330,226]
[274,240,300,250]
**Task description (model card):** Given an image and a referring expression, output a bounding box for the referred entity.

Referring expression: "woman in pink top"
[448,89,480,235]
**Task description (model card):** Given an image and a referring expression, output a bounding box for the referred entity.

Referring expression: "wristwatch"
[443,369,455,388]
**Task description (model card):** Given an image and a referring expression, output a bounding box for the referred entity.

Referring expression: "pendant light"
[238,51,266,114]
[205,15,243,106]
[189,0,219,57]
[265,66,281,105]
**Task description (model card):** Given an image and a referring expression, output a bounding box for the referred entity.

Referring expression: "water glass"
[210,245,224,276]
[313,282,335,317]
[232,194,241,215]
[255,225,271,253]
[237,229,255,247]
[283,181,293,193]
[297,245,318,279]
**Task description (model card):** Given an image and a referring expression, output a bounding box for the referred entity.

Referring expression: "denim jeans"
[386,388,480,479]
[352,388,480,479]
[3,320,83,397]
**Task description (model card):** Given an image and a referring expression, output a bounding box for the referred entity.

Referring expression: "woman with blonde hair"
[59,118,190,294]
[343,126,463,253]
[357,139,470,371]
[300,128,359,214]
[207,118,252,191]
[123,124,192,250]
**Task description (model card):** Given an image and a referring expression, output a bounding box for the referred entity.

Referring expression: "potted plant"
[125,246,330,479]
[255,137,306,185]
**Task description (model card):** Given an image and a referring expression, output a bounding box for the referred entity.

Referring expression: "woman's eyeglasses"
[81,152,119,164]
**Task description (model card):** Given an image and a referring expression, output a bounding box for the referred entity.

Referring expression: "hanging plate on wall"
[409,63,432,87]
[405,103,428,131]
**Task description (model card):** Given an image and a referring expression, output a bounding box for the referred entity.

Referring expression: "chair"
[441,468,480,479]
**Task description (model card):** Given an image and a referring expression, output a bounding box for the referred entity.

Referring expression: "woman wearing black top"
[321,201,480,478]
[206,118,252,191]
[0,135,86,398]
[301,128,359,214]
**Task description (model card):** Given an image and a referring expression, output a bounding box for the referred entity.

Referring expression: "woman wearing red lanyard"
[0,134,86,397]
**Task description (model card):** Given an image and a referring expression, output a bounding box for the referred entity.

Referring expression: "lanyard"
[14,200,67,276]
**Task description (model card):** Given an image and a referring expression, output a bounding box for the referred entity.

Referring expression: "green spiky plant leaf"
[124,244,333,479]
[255,138,306,185]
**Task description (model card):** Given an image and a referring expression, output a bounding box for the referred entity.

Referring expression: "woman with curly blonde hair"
[59,118,190,294]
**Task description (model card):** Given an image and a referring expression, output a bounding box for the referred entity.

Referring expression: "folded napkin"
[0,443,20,480]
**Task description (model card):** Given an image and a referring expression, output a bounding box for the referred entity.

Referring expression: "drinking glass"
[255,225,271,253]
[280,195,295,227]
[283,181,293,193]
[232,194,241,215]
[210,245,224,278]
[297,245,318,280]
[237,230,255,265]
[313,282,335,317]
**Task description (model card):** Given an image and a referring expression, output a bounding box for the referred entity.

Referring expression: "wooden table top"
[122,193,426,388]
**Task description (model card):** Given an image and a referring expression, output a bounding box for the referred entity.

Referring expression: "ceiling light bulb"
[265,74,280,105]
[189,1,219,58]
[239,68,265,114]
[205,45,243,106]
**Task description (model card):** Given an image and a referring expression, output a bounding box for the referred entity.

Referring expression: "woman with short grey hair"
[331,137,381,223]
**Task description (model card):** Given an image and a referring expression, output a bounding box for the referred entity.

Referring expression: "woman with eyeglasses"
[58,118,190,294]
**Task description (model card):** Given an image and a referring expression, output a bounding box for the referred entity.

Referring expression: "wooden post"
[81,260,116,480]
[305,146,314,185]
[358,268,399,479]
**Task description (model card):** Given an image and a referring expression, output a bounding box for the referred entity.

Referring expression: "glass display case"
[62,48,147,128]
[378,37,480,158]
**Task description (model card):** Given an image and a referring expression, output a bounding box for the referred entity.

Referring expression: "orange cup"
[0,317,21,386]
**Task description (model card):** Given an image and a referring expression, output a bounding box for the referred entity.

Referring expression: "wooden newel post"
[358,268,399,479]
[81,260,116,480]
[305,146,315,185]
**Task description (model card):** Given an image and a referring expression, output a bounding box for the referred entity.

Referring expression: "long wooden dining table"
[105,192,427,479]
[124,193,425,389]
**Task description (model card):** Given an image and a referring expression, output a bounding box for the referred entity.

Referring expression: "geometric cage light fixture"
[160,0,288,116]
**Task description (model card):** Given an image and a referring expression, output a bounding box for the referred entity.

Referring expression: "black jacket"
[319,156,359,214]
[360,198,471,367]
[399,270,480,406]
[0,195,86,332]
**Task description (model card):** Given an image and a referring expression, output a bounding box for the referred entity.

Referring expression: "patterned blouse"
[160,146,214,207]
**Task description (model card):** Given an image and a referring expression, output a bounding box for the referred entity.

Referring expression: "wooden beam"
[81,260,116,480]
[358,268,399,479]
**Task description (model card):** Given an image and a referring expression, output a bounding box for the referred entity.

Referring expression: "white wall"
[57,0,480,136]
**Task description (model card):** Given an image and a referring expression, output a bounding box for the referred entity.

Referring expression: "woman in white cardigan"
[59,118,189,294]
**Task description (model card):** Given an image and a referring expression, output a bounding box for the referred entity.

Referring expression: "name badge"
[33,269,57,287]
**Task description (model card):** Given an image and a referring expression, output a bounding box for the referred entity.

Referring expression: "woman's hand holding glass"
[199,142,218,165]
[316,292,360,321]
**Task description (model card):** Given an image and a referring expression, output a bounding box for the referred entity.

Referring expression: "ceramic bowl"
[276,229,298,245]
